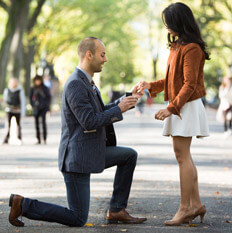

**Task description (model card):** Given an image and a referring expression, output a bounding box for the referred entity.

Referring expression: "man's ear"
[86,50,93,60]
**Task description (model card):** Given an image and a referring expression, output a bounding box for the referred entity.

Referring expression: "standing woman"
[138,2,210,226]
[30,75,51,144]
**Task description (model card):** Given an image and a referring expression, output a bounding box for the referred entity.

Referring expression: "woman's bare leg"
[171,136,198,220]
[189,156,202,211]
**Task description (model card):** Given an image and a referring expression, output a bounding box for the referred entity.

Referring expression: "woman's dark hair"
[162,2,210,60]
[33,75,43,86]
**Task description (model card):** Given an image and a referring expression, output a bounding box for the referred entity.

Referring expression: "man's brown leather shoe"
[9,194,24,227]
[105,208,147,224]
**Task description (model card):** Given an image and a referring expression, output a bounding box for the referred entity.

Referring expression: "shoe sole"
[107,219,146,224]
[107,219,119,224]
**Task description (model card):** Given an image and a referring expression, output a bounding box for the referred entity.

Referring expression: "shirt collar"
[77,66,92,83]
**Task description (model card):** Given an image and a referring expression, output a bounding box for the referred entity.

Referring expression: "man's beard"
[91,61,103,73]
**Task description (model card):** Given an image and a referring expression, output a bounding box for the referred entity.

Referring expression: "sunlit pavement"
[0,105,231,233]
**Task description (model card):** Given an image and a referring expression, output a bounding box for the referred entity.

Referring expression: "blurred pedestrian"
[145,89,153,107]
[138,2,209,226]
[43,74,53,90]
[29,75,51,144]
[216,76,232,136]
[135,95,146,116]
[2,78,26,144]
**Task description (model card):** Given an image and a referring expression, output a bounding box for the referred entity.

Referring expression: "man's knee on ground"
[69,212,88,227]
[70,217,87,227]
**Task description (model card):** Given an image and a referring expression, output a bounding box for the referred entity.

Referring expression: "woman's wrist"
[146,82,151,90]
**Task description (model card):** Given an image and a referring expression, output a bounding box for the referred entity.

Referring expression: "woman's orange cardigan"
[148,42,206,118]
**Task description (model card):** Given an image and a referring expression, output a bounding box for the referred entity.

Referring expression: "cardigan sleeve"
[148,79,165,98]
[167,45,204,117]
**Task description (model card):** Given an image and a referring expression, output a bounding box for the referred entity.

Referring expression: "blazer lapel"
[95,87,104,109]
[75,68,94,93]
[75,68,103,111]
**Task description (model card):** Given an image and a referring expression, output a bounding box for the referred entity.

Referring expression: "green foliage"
[31,0,147,87]
[186,0,232,91]
[1,0,231,95]
[0,8,8,42]
[204,61,221,91]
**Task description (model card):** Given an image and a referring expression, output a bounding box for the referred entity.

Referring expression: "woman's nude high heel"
[164,211,195,226]
[193,205,206,223]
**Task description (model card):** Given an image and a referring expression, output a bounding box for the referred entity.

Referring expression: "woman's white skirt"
[163,98,209,138]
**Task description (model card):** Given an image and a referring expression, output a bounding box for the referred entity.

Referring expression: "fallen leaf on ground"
[153,216,157,219]
[120,229,128,232]
[101,224,108,227]
[186,224,197,227]
[215,191,221,195]
[33,223,42,226]
[226,220,231,223]
[85,222,94,227]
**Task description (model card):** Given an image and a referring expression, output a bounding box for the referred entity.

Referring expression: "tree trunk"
[152,57,157,80]
[0,0,17,92]
[22,0,46,96]
[0,34,12,92]
[23,38,35,96]
[11,0,31,79]
[0,0,31,93]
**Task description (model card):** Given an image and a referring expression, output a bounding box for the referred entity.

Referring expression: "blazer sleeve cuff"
[148,89,157,98]
[110,105,123,123]
[167,102,182,119]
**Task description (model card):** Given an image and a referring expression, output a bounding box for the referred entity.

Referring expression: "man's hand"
[118,96,138,113]
[155,109,172,121]
[131,84,144,98]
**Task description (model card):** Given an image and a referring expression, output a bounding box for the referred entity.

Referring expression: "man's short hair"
[78,37,101,60]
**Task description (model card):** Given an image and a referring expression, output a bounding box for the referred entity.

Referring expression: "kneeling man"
[9,37,146,227]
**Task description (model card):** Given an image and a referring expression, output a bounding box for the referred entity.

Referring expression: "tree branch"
[224,0,232,16]
[0,0,9,12]
[27,0,46,32]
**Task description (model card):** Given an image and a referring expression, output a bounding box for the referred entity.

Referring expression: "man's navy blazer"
[58,68,123,173]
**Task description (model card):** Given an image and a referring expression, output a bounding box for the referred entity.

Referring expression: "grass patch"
[0,110,5,118]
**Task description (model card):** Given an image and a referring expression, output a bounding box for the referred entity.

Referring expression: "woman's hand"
[155,109,172,121]
[137,81,151,93]
[131,84,144,98]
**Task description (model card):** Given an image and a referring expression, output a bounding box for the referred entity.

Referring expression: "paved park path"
[0,105,231,233]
